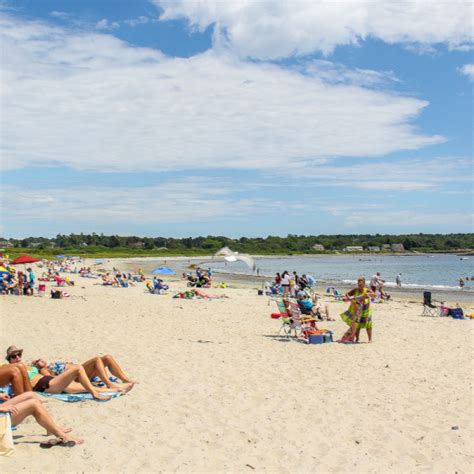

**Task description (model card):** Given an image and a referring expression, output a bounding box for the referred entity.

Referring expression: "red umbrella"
[10,255,41,265]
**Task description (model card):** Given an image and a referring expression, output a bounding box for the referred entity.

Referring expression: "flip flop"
[40,439,77,448]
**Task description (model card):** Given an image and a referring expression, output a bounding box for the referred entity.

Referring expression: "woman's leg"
[366,327,372,342]
[47,365,111,400]
[8,395,83,445]
[101,354,137,384]
[82,356,135,389]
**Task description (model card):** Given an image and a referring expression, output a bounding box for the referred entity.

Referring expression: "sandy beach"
[1,260,473,472]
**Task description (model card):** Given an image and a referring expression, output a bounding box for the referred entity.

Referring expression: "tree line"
[2,233,474,254]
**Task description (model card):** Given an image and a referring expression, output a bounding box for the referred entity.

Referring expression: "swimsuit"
[33,376,54,393]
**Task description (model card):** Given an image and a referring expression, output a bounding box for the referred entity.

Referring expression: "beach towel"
[39,392,122,403]
[0,414,15,457]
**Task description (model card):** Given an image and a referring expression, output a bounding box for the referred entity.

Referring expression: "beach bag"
[0,414,15,457]
[51,290,62,299]
[449,308,464,319]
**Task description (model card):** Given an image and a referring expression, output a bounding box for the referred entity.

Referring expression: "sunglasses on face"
[9,353,22,360]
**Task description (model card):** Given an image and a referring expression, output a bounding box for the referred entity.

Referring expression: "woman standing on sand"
[338,277,376,343]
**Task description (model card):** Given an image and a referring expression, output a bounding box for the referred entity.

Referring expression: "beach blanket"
[39,392,122,403]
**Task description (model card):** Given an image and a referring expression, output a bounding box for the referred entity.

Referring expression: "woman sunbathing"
[0,391,83,447]
[34,354,137,390]
[6,346,122,401]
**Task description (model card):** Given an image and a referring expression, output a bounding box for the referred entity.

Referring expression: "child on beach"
[338,277,376,343]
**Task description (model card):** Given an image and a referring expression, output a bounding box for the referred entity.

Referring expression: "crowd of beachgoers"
[1,254,472,461]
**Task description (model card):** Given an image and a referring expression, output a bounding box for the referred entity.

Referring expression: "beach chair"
[421,291,442,317]
[278,300,317,339]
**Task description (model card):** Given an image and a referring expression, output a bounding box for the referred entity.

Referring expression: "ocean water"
[210,254,474,292]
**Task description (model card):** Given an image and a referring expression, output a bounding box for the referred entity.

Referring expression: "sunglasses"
[9,352,22,360]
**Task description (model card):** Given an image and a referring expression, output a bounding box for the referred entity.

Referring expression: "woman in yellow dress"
[338,277,376,343]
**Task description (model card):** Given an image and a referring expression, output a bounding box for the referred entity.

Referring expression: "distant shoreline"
[109,255,474,304]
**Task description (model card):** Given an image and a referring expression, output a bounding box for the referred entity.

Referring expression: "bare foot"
[93,392,112,401]
[61,435,84,445]
[47,427,72,435]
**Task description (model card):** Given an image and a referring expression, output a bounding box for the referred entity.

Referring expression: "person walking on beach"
[396,273,402,287]
[338,277,376,343]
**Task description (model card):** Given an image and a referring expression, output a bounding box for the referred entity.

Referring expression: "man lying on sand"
[6,346,130,401]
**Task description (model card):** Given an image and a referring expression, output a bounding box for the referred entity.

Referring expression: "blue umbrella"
[151,267,175,275]
[55,254,65,259]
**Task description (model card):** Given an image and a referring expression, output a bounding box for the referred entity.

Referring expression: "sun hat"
[6,345,23,361]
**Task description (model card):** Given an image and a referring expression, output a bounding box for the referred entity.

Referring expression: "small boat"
[460,257,469,260]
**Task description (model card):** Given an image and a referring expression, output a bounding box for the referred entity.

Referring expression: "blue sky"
[1,0,473,238]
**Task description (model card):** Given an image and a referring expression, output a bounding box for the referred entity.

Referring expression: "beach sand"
[1,261,473,472]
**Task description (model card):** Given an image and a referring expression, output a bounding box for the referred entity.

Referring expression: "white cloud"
[300,60,399,87]
[124,16,151,27]
[50,11,70,20]
[96,18,120,30]
[1,13,443,173]
[283,157,473,191]
[343,210,474,228]
[459,63,474,80]
[1,179,281,230]
[154,0,474,59]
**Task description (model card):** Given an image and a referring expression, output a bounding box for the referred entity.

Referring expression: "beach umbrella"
[151,267,176,275]
[10,255,41,265]
[55,254,65,259]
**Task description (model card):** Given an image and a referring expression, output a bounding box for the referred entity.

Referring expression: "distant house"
[129,242,145,249]
[391,243,405,252]
[312,244,325,251]
[27,242,41,248]
[0,241,13,248]
[344,246,364,252]
[368,246,380,252]
[381,244,391,251]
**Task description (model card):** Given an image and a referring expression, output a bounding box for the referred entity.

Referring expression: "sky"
[1,0,473,238]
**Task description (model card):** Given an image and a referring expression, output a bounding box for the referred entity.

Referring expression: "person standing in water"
[396,273,402,287]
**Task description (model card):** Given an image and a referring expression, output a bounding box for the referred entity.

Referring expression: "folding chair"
[421,291,442,317]
[278,299,317,339]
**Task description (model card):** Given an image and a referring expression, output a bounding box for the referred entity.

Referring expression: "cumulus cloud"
[1,13,443,173]
[459,63,474,80]
[154,0,474,58]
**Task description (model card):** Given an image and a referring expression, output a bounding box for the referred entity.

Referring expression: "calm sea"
[210,254,474,292]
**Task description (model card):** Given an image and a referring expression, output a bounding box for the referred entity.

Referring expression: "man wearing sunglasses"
[1,347,33,396]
